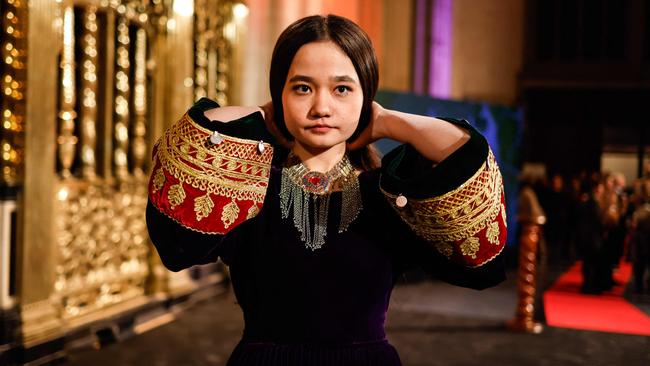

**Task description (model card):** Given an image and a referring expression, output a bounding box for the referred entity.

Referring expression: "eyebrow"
[287,75,358,84]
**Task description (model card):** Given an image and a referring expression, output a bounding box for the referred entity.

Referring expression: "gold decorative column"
[57,5,77,179]
[167,0,194,119]
[193,0,245,106]
[20,0,62,347]
[194,0,208,100]
[215,1,231,106]
[113,15,130,181]
[131,27,147,178]
[80,6,99,180]
[146,2,171,296]
[164,0,201,295]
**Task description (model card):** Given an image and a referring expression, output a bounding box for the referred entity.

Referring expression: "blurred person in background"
[630,179,650,294]
[540,173,571,266]
[575,179,607,294]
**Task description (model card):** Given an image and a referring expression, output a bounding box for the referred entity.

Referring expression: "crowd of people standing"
[530,167,650,295]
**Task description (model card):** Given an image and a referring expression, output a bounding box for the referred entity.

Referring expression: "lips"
[306,124,335,133]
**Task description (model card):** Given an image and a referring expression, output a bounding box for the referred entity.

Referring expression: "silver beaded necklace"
[279,153,363,250]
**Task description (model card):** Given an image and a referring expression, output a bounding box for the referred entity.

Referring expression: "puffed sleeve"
[146,98,277,271]
[380,118,507,281]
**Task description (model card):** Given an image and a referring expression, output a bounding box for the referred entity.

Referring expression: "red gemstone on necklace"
[308,176,321,185]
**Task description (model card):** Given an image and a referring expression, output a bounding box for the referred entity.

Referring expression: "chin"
[299,136,347,150]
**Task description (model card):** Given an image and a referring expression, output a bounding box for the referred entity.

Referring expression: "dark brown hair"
[269,14,380,170]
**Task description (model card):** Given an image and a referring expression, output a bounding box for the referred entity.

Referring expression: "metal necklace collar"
[280,153,363,250]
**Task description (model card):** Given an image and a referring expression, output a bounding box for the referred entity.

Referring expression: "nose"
[309,91,331,119]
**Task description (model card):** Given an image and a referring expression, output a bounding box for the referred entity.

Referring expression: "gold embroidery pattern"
[382,150,503,244]
[460,237,480,259]
[154,114,273,207]
[246,204,260,220]
[435,242,453,258]
[486,221,500,245]
[501,203,507,228]
[221,199,240,228]
[168,183,186,208]
[194,193,214,222]
[153,168,165,192]
[196,149,207,161]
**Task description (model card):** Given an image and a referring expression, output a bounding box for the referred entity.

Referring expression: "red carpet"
[543,261,650,336]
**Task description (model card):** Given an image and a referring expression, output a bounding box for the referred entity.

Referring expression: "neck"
[291,142,346,172]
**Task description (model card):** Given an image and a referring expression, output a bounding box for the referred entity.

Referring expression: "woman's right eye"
[293,85,311,94]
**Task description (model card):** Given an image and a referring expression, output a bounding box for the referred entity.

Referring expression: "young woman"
[147,14,507,366]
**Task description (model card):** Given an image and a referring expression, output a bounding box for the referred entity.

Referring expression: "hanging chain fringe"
[280,155,362,250]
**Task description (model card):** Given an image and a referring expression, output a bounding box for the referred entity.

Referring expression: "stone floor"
[61,274,650,366]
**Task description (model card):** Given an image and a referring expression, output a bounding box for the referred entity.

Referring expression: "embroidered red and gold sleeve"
[382,150,507,267]
[148,113,273,234]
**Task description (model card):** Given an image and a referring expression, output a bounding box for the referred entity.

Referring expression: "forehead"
[288,41,359,80]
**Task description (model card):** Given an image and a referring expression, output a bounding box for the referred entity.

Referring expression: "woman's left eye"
[335,86,351,95]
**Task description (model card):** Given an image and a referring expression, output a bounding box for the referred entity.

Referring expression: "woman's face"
[281,41,363,151]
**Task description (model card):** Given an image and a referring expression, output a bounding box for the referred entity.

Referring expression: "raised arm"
[359,102,507,273]
[348,102,469,163]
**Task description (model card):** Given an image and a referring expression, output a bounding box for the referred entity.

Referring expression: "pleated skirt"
[226,339,402,366]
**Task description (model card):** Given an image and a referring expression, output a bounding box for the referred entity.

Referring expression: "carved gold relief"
[45,0,178,328]
[54,178,150,319]
[22,0,237,336]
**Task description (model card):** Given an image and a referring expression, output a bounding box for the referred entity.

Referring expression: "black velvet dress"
[146,98,506,366]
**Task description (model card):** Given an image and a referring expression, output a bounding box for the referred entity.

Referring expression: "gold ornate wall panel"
[54,180,149,320]
[52,0,159,326]
[1,0,27,186]
[10,0,248,357]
